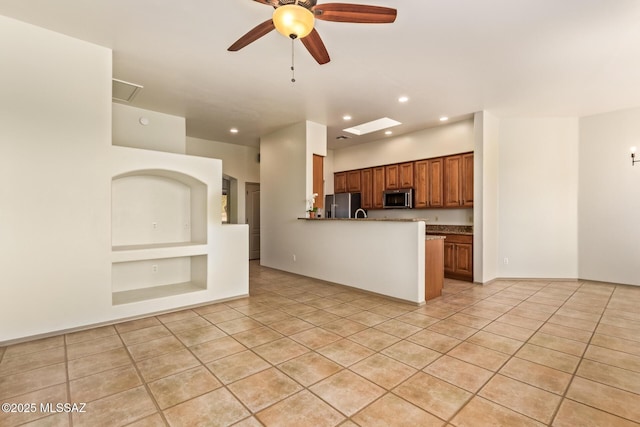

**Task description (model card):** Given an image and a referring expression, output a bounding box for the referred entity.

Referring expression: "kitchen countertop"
[425,235,446,240]
[298,218,430,222]
[426,224,473,235]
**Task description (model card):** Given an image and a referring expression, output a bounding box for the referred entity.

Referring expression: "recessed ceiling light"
[385,130,393,135]
[343,115,352,121]
[343,117,402,136]
[230,128,239,134]
[398,96,409,103]
[439,116,449,122]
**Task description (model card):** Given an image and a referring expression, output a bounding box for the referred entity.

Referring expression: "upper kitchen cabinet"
[387,161,421,191]
[429,158,444,207]
[334,172,347,193]
[384,164,399,190]
[347,170,362,193]
[361,168,373,209]
[372,166,385,208]
[399,162,414,188]
[414,158,443,208]
[444,152,473,208]
[461,153,474,207]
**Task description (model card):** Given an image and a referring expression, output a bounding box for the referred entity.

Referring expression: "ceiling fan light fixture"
[273,4,315,39]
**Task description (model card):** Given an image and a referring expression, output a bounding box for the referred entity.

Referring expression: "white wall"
[497,118,579,279]
[260,122,308,269]
[0,16,112,341]
[0,17,248,343]
[186,136,260,224]
[333,119,475,171]
[260,121,425,302]
[109,146,249,313]
[578,108,640,286]
[475,111,500,283]
[284,221,426,303]
[113,103,186,154]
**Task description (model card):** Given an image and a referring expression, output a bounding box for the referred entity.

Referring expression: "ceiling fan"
[228,0,397,65]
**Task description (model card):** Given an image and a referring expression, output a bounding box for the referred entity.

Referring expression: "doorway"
[245,183,260,260]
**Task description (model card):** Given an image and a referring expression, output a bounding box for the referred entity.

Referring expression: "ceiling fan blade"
[252,0,278,6]
[301,28,330,64]
[312,3,397,23]
[228,19,276,51]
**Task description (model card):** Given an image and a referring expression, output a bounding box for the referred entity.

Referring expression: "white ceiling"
[2,0,640,149]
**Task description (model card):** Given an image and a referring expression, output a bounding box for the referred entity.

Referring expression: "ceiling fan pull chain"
[291,36,296,83]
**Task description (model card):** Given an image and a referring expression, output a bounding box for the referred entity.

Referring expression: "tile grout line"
[552,282,640,426]
[64,334,73,427]
[3,270,640,427]
[437,279,567,426]
[116,317,171,427]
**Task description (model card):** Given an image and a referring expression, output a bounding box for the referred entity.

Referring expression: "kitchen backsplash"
[426,224,473,235]
[366,207,473,225]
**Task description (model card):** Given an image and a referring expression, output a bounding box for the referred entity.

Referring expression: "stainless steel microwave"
[383,188,413,209]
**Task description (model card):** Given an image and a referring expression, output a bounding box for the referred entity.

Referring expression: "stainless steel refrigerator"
[325,193,361,218]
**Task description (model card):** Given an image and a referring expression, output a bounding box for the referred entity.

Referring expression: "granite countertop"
[425,235,446,240]
[298,218,430,222]
[426,225,473,235]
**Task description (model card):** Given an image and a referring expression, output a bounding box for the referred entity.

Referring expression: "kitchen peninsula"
[297,218,444,303]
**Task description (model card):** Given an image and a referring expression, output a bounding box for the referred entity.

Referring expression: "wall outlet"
[292,254,296,262]
[503,257,509,265]
[435,216,438,222]
[152,222,158,229]
[152,264,158,272]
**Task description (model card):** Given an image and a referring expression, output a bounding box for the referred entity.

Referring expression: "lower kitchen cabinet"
[425,237,444,301]
[442,234,473,282]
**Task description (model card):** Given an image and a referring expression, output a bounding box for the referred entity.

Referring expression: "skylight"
[343,117,401,136]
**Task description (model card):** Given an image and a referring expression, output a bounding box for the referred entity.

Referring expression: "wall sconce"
[632,147,639,166]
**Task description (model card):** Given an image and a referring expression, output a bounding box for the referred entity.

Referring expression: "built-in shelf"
[111,168,210,305]
[112,254,207,305]
[112,242,206,251]
[112,170,207,248]
[112,281,206,305]
[111,243,208,263]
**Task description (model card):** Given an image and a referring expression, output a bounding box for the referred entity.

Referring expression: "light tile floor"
[2,261,640,426]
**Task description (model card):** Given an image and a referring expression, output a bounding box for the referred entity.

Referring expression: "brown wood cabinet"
[346,170,361,193]
[414,158,443,208]
[442,234,473,282]
[334,172,347,193]
[425,238,444,301]
[414,160,429,209]
[444,153,473,207]
[399,162,414,188]
[461,153,473,207]
[429,158,444,207]
[372,166,385,208]
[313,154,324,209]
[360,168,373,209]
[335,151,471,209]
[384,164,399,190]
